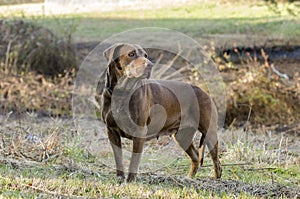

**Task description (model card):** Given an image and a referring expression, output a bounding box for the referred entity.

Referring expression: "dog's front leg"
[107,129,125,182]
[127,137,145,182]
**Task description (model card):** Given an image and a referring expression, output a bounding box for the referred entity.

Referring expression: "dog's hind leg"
[199,101,222,179]
[173,128,199,178]
[107,129,125,182]
[208,104,222,179]
[207,138,222,179]
[205,121,222,179]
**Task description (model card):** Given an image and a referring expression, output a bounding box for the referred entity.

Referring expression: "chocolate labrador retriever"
[101,43,222,182]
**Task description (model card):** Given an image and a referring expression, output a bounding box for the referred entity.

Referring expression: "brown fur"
[101,43,222,182]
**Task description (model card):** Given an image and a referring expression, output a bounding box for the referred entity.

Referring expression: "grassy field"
[0,1,299,42]
[0,1,299,198]
[0,115,299,198]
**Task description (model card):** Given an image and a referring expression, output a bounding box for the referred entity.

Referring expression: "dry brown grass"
[0,71,74,115]
[225,64,300,127]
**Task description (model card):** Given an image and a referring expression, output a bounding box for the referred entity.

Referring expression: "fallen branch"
[243,167,278,171]
[0,156,107,177]
[201,162,253,168]
[270,64,289,80]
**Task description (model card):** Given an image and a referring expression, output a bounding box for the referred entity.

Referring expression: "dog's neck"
[115,77,146,93]
[105,71,147,96]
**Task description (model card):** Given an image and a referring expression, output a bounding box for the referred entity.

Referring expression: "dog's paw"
[214,164,222,179]
[116,170,125,183]
[216,168,222,179]
[126,173,137,183]
[116,175,125,184]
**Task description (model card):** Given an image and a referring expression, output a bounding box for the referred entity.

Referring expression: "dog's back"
[126,79,215,140]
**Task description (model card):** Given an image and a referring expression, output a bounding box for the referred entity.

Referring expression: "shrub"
[226,65,300,127]
[0,19,77,77]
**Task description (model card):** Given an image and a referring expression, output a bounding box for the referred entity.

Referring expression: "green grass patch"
[1,1,299,42]
[0,157,298,198]
[0,124,299,198]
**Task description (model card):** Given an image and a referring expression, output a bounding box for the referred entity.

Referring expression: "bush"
[0,19,77,77]
[226,65,300,127]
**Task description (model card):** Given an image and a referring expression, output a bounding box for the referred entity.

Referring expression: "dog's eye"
[144,54,148,58]
[128,52,135,57]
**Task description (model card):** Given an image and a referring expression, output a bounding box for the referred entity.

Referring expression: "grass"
[0,1,299,198]
[0,116,299,198]
[0,1,299,42]
[0,158,298,198]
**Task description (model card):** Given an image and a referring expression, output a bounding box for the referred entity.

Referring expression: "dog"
[101,43,222,182]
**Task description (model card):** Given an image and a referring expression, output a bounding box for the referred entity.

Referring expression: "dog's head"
[104,43,153,79]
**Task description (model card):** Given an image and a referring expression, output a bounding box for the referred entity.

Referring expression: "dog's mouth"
[125,65,152,79]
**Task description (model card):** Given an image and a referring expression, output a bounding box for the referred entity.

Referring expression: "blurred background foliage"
[0,0,299,130]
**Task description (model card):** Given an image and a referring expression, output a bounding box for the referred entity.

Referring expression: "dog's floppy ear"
[103,43,124,64]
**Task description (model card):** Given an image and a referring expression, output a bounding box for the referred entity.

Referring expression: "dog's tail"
[198,134,205,166]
